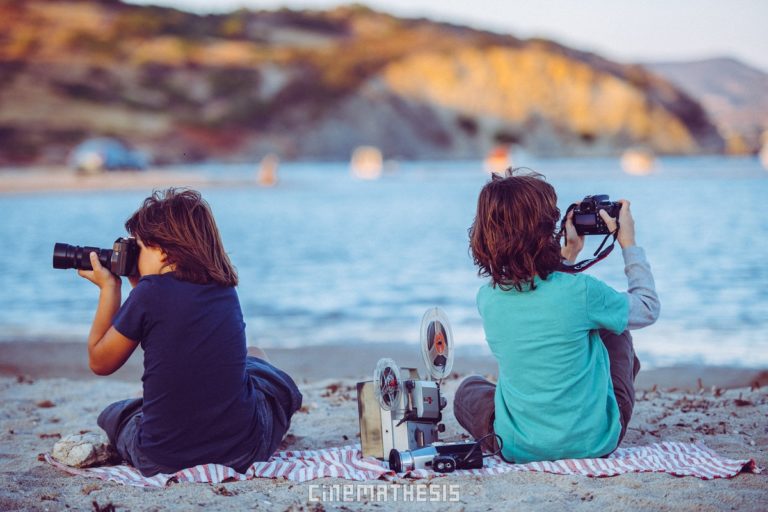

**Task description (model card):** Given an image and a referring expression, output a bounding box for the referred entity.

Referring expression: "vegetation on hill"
[0,0,724,164]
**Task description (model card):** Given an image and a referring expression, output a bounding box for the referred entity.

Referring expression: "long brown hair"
[125,188,238,287]
[469,168,562,291]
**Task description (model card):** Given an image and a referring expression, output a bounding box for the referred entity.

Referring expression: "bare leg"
[247,346,270,362]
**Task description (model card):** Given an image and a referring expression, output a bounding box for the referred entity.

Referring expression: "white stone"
[52,432,117,468]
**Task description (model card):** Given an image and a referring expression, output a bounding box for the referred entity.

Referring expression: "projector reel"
[420,307,454,381]
[373,357,403,411]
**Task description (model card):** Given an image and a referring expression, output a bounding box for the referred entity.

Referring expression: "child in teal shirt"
[454,170,659,462]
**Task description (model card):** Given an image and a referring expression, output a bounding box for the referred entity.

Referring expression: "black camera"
[572,195,621,235]
[389,440,484,474]
[52,237,139,276]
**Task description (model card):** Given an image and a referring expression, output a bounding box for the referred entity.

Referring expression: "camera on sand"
[52,237,139,276]
[388,440,484,473]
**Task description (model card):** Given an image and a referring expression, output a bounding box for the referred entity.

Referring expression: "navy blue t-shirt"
[112,273,272,471]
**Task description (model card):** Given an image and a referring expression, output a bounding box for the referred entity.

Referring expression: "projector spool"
[373,357,403,411]
[420,307,454,381]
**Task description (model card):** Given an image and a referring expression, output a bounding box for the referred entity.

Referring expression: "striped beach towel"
[45,441,759,488]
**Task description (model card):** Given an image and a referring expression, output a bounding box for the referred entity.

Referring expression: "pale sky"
[127,0,768,72]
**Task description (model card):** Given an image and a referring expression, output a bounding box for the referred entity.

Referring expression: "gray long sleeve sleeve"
[621,246,660,329]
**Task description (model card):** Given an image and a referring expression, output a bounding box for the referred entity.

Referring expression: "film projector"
[356,307,455,460]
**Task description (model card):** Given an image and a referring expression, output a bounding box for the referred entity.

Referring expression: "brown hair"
[469,168,562,291]
[125,188,238,287]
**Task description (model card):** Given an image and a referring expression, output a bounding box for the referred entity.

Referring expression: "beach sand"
[0,168,260,195]
[1,342,766,511]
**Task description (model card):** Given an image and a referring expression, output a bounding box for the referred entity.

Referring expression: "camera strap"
[558,202,620,273]
[560,230,618,273]
[460,433,504,464]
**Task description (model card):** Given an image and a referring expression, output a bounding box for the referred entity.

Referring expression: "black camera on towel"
[52,237,139,276]
[389,440,484,474]
[572,195,621,235]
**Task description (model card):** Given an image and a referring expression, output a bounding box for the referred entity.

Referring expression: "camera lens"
[52,243,76,269]
[52,243,112,271]
[389,449,404,473]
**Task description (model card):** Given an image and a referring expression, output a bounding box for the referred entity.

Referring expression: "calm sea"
[1,156,766,368]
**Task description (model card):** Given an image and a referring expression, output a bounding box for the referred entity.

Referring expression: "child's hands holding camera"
[598,199,636,249]
[561,209,585,263]
[78,252,121,289]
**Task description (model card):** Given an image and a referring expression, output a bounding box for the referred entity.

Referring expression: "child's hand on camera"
[561,209,585,262]
[78,252,121,289]
[598,199,636,249]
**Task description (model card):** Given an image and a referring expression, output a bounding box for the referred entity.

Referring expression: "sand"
[1,343,766,511]
[0,168,260,195]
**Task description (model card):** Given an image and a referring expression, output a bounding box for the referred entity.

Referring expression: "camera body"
[572,195,621,235]
[389,440,483,473]
[53,237,139,276]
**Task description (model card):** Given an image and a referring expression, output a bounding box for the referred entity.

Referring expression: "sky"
[127,0,768,73]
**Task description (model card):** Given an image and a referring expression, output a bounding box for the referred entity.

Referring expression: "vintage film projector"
[356,307,455,460]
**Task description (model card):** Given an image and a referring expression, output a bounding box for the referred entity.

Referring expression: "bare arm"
[561,208,585,263]
[78,252,139,375]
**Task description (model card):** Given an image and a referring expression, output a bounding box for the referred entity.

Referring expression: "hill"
[0,0,724,164]
[645,57,768,153]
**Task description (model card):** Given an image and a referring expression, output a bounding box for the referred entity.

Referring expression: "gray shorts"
[453,329,640,458]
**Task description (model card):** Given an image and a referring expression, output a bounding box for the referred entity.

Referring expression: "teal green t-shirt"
[477,272,629,463]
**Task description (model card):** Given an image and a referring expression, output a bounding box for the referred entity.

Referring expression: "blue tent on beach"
[68,137,149,173]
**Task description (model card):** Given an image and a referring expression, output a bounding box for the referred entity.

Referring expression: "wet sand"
[2,340,767,390]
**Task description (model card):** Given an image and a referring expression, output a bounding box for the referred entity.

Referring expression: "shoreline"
[0,168,262,195]
[1,340,766,391]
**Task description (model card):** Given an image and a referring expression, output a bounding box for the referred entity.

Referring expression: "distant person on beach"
[76,188,302,476]
[454,169,659,463]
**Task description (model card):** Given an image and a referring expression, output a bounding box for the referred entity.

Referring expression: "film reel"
[420,307,454,380]
[373,358,403,411]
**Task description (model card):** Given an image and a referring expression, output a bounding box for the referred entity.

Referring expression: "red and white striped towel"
[45,441,759,488]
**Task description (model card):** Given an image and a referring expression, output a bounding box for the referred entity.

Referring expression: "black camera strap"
[460,433,504,464]
[561,230,618,273]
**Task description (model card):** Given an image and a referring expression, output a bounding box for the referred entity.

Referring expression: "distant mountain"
[0,0,724,165]
[645,58,768,153]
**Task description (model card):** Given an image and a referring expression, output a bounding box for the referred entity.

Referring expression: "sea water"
[1,156,766,368]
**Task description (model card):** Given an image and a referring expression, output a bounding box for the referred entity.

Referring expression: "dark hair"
[469,168,562,291]
[125,188,238,287]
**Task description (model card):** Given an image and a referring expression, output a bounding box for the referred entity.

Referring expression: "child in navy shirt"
[77,188,302,476]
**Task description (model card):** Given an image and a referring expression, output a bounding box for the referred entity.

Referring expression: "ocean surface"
[1,156,766,368]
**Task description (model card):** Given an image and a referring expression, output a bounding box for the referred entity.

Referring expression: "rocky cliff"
[0,0,724,164]
[646,57,768,154]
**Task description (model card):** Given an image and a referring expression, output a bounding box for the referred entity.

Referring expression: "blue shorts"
[97,356,302,476]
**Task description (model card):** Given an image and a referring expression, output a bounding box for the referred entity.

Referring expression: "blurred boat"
[350,146,383,180]
[621,147,656,175]
[68,137,149,174]
[257,153,280,187]
[483,145,511,173]
[760,130,768,171]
